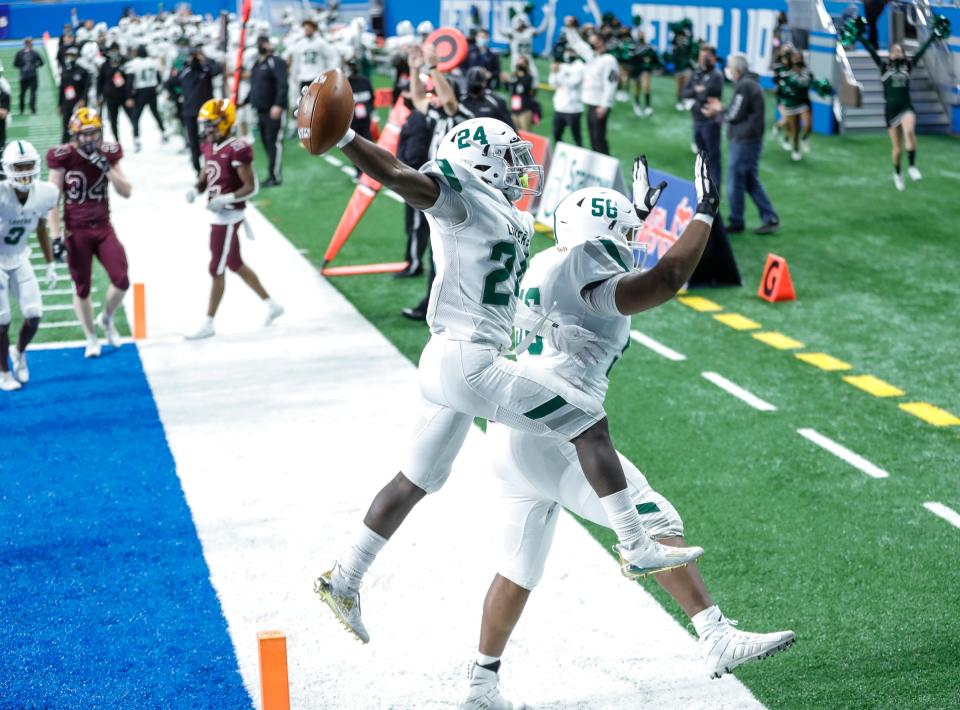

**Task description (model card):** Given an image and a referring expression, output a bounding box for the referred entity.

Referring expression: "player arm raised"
[612,153,718,315]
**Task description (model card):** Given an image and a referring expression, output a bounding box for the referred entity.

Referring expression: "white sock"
[333,523,387,596]
[477,653,500,668]
[691,605,725,637]
[265,297,278,309]
[86,333,98,345]
[204,316,215,327]
[599,488,644,547]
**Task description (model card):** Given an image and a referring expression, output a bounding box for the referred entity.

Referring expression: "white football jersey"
[125,56,161,90]
[285,35,341,82]
[421,160,535,351]
[0,181,59,269]
[516,240,633,402]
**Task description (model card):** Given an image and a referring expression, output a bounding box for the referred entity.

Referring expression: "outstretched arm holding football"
[613,152,718,315]
[338,133,440,211]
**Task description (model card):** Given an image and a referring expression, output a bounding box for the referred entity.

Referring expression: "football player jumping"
[0,141,59,390]
[47,108,132,359]
[315,115,707,644]
[185,99,283,340]
[459,156,795,710]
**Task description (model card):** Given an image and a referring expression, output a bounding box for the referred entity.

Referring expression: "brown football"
[297,69,355,155]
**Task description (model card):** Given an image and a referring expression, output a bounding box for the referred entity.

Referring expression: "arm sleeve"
[564,28,594,61]
[913,33,937,64]
[601,57,619,106]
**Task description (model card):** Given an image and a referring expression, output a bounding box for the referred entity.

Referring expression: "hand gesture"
[422,42,438,68]
[694,151,719,217]
[632,154,667,220]
[86,150,111,174]
[407,44,424,71]
[545,324,604,367]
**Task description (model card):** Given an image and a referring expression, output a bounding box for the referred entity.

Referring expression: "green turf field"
[251,66,960,709]
[3,45,130,343]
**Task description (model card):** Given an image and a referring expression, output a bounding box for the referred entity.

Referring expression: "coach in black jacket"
[246,36,288,187]
[395,81,432,279]
[704,54,779,235]
[176,42,221,173]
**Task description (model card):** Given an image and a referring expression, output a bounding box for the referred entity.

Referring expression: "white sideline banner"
[535,142,629,226]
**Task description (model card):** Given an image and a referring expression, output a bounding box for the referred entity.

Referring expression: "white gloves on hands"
[185,188,197,204]
[207,194,234,212]
[632,154,667,221]
[544,323,604,367]
[44,262,58,290]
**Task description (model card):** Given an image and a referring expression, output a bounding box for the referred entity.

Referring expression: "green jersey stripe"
[524,395,567,420]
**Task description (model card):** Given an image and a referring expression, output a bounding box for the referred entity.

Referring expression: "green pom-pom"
[633,15,642,27]
[813,77,833,96]
[838,16,867,47]
[524,3,535,15]
[932,15,951,40]
[507,7,516,20]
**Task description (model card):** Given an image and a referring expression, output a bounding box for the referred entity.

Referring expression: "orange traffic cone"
[758,253,796,302]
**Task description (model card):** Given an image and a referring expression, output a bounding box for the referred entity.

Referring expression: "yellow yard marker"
[843,375,905,398]
[795,353,853,371]
[713,313,761,331]
[752,332,804,350]
[678,295,722,312]
[899,402,960,427]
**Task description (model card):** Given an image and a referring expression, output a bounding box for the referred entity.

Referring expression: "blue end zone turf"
[0,345,251,709]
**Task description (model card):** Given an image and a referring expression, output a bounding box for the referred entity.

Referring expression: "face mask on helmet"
[76,129,103,154]
[2,140,40,192]
[198,118,222,140]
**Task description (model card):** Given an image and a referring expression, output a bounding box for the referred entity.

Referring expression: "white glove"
[544,323,604,367]
[44,262,58,290]
[632,154,667,221]
[207,194,234,212]
[185,188,197,204]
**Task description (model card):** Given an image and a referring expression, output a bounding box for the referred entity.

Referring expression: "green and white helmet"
[553,187,646,267]
[436,117,543,202]
[2,140,41,193]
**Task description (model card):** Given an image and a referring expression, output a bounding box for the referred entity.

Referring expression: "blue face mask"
[476,37,489,50]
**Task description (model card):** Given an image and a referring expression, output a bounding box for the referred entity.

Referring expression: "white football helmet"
[417,20,435,39]
[553,187,646,267]
[396,20,414,37]
[435,118,543,203]
[2,140,41,192]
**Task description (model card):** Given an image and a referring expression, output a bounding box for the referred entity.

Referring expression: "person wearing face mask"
[506,57,536,131]
[245,35,288,187]
[465,30,501,91]
[681,44,723,187]
[125,45,166,152]
[563,17,619,155]
[0,63,11,154]
[58,46,92,143]
[857,29,938,191]
[549,44,584,146]
[461,66,512,126]
[177,41,222,174]
[96,43,133,144]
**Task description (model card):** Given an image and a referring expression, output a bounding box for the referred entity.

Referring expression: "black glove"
[694,151,719,217]
[52,237,67,262]
[87,150,111,174]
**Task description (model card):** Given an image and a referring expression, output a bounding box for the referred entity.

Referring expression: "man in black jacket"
[246,36,288,187]
[14,37,44,115]
[461,66,513,126]
[705,54,779,235]
[97,43,132,144]
[394,80,431,279]
[58,46,91,142]
[176,42,221,173]
[682,45,723,187]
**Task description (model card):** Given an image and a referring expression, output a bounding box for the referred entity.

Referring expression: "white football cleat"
[97,311,121,347]
[643,106,653,117]
[185,321,216,340]
[615,537,704,579]
[1,371,22,391]
[459,664,525,710]
[314,569,369,644]
[893,172,905,192]
[84,339,101,359]
[700,620,796,679]
[801,139,811,154]
[791,150,802,162]
[907,166,922,181]
[10,346,28,384]
[264,302,285,326]
[633,103,644,118]
[780,138,792,152]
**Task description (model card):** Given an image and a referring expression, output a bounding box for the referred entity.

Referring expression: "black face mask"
[468,82,486,95]
[402,97,415,110]
[258,45,270,55]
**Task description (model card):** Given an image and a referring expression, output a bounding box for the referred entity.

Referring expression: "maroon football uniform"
[46,143,122,230]
[201,137,253,212]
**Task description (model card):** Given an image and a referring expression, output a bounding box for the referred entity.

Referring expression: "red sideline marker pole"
[231,0,253,106]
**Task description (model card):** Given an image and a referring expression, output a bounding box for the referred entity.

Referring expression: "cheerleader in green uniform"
[859,32,938,190]
[627,33,661,117]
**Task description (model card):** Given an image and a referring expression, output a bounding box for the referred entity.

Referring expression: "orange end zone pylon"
[133,283,146,339]
[258,631,290,710]
[321,97,412,274]
[758,253,796,302]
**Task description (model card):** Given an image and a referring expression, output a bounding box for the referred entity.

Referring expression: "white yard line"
[923,502,960,529]
[124,118,765,709]
[43,302,99,312]
[796,428,890,479]
[38,320,81,329]
[384,188,404,203]
[630,330,687,361]
[702,371,777,412]
[323,155,342,167]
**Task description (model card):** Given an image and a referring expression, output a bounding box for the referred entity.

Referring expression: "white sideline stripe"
[702,371,777,411]
[44,302,99,312]
[323,155,342,167]
[797,428,890,479]
[923,502,960,529]
[339,166,355,177]
[45,288,93,296]
[384,189,404,203]
[630,330,686,361]
[323,151,401,203]
[38,320,81,329]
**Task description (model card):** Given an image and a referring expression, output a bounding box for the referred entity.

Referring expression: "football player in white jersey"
[284,19,341,94]
[459,155,795,709]
[0,141,59,391]
[313,114,704,644]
